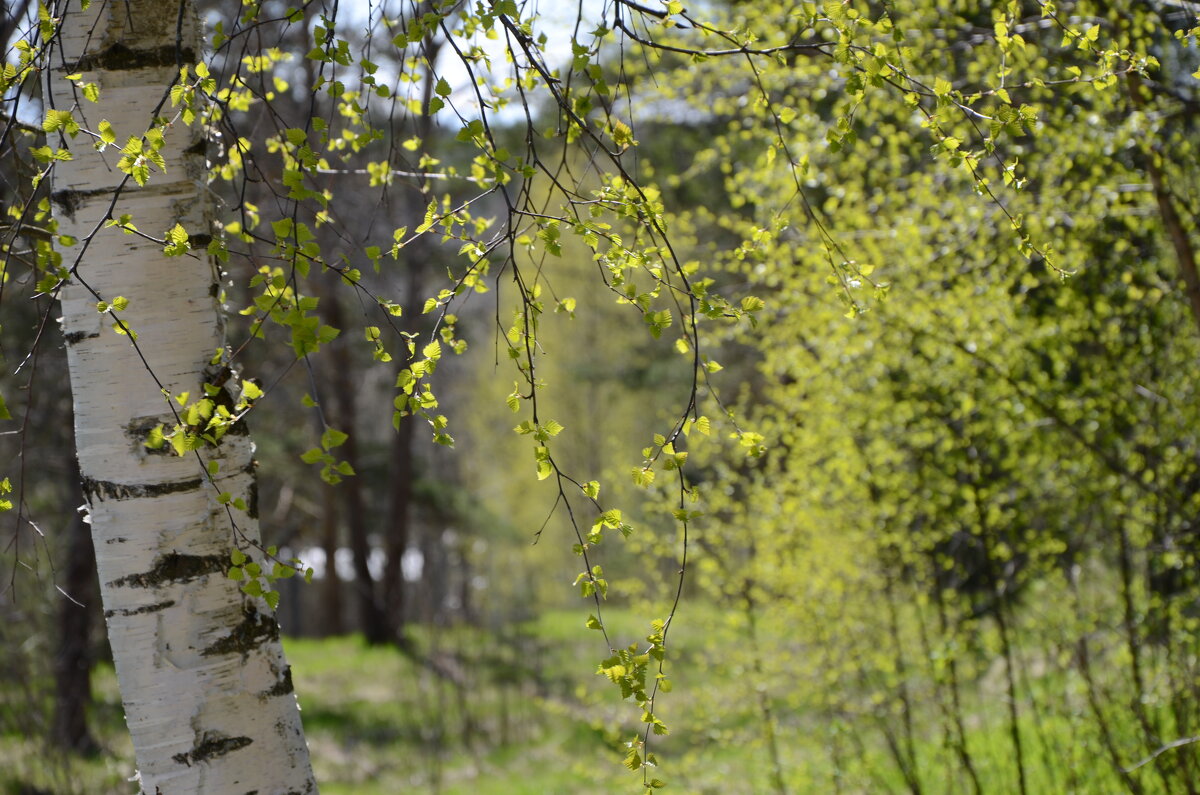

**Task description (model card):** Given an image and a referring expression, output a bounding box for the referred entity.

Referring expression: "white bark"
[47,2,316,792]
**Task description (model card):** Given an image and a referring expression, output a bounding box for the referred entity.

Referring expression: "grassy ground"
[1,609,697,794]
[2,604,1192,793]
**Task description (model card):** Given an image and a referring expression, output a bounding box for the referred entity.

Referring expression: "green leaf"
[164,223,190,256]
[321,427,349,450]
[141,423,165,450]
[42,109,79,135]
[535,446,553,480]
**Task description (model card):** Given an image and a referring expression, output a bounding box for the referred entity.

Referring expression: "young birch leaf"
[321,427,348,450]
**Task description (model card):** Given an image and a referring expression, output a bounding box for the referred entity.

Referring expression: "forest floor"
[2,604,1183,793]
[2,608,784,794]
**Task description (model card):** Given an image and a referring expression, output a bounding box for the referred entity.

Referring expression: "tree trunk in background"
[383,375,416,633]
[323,293,389,643]
[319,480,344,634]
[332,353,388,643]
[49,2,315,791]
[52,484,99,754]
[383,184,431,637]
[383,33,443,637]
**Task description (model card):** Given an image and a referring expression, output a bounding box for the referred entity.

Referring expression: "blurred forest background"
[3,0,1200,792]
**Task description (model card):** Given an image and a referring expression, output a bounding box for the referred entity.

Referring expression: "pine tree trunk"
[47,2,316,791]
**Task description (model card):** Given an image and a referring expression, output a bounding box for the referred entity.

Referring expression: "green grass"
[286,617,643,793]
[2,604,1195,793]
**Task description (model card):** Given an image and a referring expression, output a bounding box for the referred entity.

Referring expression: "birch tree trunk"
[47,1,316,792]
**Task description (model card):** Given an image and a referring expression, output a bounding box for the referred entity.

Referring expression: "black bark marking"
[81,474,205,503]
[125,416,173,456]
[200,367,252,437]
[263,665,294,697]
[182,138,207,157]
[51,186,123,222]
[246,478,259,519]
[201,604,279,658]
[171,731,252,767]
[109,552,225,589]
[207,379,238,416]
[50,189,84,220]
[64,43,196,73]
[64,330,100,345]
[104,599,175,618]
[204,365,233,388]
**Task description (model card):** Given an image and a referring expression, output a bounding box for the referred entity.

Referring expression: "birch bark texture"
[47,1,316,792]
